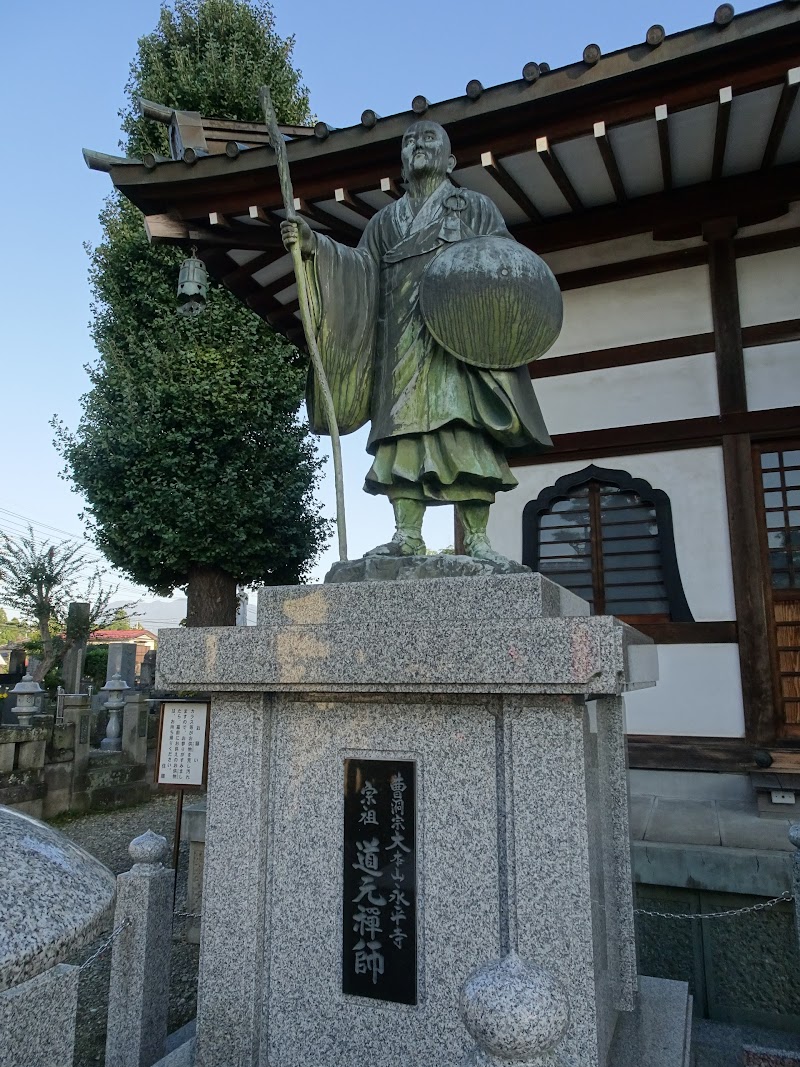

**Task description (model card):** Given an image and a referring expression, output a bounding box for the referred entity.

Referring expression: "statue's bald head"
[400,120,456,185]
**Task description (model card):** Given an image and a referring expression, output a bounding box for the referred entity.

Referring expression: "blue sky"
[0,0,768,618]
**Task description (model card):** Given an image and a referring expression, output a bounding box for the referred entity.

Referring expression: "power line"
[0,507,91,545]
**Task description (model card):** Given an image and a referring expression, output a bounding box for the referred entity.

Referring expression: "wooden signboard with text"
[155,700,210,791]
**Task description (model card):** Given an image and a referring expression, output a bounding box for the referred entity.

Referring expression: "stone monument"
[157,573,691,1067]
[150,115,690,1067]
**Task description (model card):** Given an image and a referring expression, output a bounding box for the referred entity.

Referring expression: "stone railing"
[0,692,157,818]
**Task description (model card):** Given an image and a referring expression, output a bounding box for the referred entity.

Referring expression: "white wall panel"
[488,447,735,621]
[543,267,713,358]
[624,645,744,737]
[745,341,800,411]
[737,247,800,326]
[535,353,719,436]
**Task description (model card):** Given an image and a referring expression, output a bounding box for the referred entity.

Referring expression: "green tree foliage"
[0,607,35,645]
[107,608,135,630]
[56,1,328,620]
[0,530,118,681]
[120,0,310,156]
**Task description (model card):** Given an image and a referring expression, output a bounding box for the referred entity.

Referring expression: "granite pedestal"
[157,573,685,1067]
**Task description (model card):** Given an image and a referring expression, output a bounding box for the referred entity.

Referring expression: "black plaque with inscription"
[342,758,417,1005]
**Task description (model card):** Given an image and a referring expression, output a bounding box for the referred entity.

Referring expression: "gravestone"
[157,572,689,1067]
[61,602,90,694]
[107,643,138,689]
[140,649,157,689]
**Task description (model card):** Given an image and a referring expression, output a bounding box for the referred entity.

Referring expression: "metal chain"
[78,918,132,972]
[635,891,793,921]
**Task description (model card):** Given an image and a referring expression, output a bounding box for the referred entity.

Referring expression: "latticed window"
[760,447,800,590]
[522,465,692,622]
[758,444,800,733]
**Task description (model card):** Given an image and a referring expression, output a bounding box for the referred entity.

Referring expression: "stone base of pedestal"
[609,977,692,1066]
[325,552,530,583]
[156,573,665,1067]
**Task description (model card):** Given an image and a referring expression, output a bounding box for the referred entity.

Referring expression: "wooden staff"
[259,85,348,562]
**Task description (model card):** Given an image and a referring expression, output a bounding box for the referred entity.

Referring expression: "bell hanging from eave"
[177,247,208,316]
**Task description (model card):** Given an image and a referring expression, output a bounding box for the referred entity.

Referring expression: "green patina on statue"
[281,120,562,569]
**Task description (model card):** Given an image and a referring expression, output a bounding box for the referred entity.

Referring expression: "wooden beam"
[557,245,708,292]
[535,136,582,212]
[762,67,800,170]
[209,211,230,227]
[508,406,800,465]
[712,86,733,181]
[334,188,376,220]
[528,318,800,380]
[380,177,403,200]
[529,331,715,379]
[722,434,777,745]
[144,213,189,244]
[704,218,747,415]
[246,274,297,313]
[655,104,672,191]
[627,737,756,773]
[248,205,276,225]
[593,121,626,203]
[292,197,362,243]
[631,621,738,643]
[480,151,542,221]
[267,299,300,324]
[513,160,800,253]
[220,252,277,293]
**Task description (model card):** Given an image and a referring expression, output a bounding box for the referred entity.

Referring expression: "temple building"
[87,0,800,1030]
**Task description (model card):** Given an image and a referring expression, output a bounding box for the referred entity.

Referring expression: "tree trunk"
[186,565,238,627]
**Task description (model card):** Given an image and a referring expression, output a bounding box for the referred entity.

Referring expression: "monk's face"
[401,121,454,184]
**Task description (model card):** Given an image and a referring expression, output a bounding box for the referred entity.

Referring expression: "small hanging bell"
[177,247,208,316]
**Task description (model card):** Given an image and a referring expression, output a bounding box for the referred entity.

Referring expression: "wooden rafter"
[762,66,800,170]
[221,252,276,293]
[245,270,297,308]
[380,177,403,200]
[712,86,733,181]
[655,104,672,190]
[248,205,277,225]
[292,197,362,243]
[593,121,626,203]
[535,136,582,212]
[334,188,376,220]
[480,151,542,221]
[267,299,300,324]
[144,212,281,251]
[247,281,297,316]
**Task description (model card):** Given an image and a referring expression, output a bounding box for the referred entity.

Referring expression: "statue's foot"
[364,531,426,558]
[464,537,517,571]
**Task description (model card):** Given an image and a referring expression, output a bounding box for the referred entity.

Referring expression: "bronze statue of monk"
[281,119,559,567]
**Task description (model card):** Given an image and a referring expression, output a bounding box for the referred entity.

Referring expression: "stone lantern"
[11,674,43,728]
[100,672,130,752]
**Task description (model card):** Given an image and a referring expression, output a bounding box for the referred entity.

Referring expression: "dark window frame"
[522,463,694,622]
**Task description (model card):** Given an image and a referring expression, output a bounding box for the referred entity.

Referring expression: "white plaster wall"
[488,446,736,621]
[542,266,713,359]
[542,231,705,275]
[624,645,745,738]
[535,352,719,436]
[737,247,800,327]
[745,340,800,411]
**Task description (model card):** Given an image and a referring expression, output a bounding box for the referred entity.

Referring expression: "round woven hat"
[420,236,562,370]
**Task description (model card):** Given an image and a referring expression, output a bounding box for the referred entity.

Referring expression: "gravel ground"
[53,793,201,1067]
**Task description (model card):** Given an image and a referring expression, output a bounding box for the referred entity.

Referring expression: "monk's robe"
[304,178,551,504]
